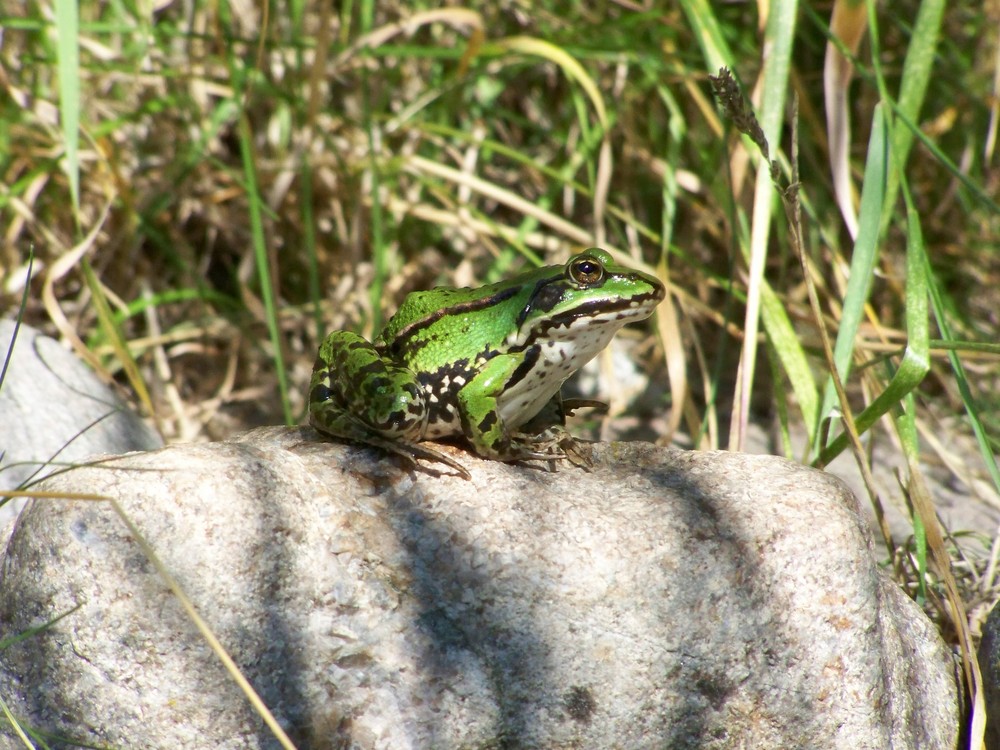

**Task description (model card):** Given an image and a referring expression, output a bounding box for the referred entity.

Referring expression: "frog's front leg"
[309,332,470,479]
[515,394,606,470]
[457,354,570,463]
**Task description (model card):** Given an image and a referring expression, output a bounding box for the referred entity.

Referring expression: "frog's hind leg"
[309,331,470,479]
[361,433,472,481]
[310,331,426,438]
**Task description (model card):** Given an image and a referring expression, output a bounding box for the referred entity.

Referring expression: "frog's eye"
[568,255,605,285]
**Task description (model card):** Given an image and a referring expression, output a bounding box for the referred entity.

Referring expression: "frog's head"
[514,248,665,343]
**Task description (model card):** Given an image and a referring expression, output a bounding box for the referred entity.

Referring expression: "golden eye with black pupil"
[568,255,604,285]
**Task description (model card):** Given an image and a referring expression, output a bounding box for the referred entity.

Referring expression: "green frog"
[309,248,664,479]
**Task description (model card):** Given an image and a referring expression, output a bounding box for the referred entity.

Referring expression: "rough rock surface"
[0,319,162,527]
[977,600,1000,748]
[0,427,959,749]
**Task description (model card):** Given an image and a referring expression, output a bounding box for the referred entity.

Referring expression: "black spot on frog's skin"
[477,411,497,434]
[356,361,388,377]
[563,685,597,723]
[528,282,566,314]
[310,383,331,404]
[504,345,541,390]
[365,375,393,392]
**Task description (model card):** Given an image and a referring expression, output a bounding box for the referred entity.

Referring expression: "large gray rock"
[0,320,162,526]
[0,428,959,749]
[977,601,1000,747]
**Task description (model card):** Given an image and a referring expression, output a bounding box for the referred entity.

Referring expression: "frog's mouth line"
[547,291,664,324]
[512,292,662,347]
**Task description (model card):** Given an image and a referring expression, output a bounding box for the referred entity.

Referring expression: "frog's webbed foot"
[397,444,473,481]
[355,434,472,481]
[509,396,603,471]
[509,425,594,472]
[311,419,471,481]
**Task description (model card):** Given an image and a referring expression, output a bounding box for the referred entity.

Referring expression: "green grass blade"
[677,0,736,73]
[899,390,927,604]
[882,102,1000,215]
[80,259,157,423]
[0,693,35,748]
[0,604,81,651]
[0,597,80,746]
[757,0,797,147]
[818,176,929,465]
[880,0,945,234]
[733,0,801,447]
[761,281,819,432]
[53,0,80,218]
[816,105,888,441]
[892,182,932,603]
[924,259,1000,495]
[238,115,293,425]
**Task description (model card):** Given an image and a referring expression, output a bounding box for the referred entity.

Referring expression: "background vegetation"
[2,0,999,742]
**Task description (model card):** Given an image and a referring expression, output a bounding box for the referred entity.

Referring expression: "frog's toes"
[382,439,472,481]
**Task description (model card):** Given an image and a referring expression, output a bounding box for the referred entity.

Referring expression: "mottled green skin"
[309,248,665,478]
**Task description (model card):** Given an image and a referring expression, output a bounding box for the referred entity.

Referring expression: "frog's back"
[376,280,529,360]
[379,286,479,339]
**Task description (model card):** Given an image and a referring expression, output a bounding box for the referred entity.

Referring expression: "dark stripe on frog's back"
[378,285,519,359]
[378,272,563,361]
[499,341,542,393]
